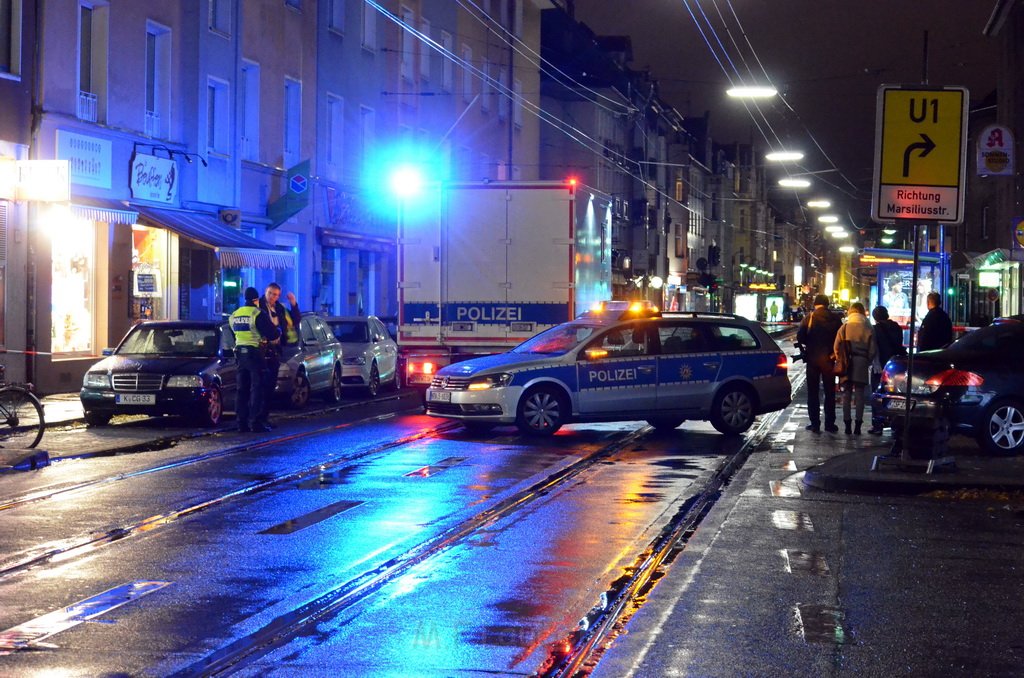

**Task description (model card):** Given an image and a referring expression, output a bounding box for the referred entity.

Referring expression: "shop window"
[51,212,95,355]
[131,225,170,321]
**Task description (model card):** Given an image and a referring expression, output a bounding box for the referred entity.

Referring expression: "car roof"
[131,320,223,329]
[322,316,375,323]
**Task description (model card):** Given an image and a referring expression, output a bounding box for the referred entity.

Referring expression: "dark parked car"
[877,321,1024,454]
[80,321,236,426]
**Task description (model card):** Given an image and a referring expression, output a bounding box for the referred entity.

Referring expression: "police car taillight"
[776,353,789,370]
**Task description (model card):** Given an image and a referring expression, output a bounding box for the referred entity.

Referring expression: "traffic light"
[708,245,721,267]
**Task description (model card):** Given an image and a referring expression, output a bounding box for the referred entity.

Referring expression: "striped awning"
[133,205,294,270]
[70,198,138,225]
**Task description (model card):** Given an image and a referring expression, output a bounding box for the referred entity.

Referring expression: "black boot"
[844,420,852,435]
[854,420,863,435]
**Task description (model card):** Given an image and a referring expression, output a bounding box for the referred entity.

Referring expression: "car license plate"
[116,394,156,405]
[427,390,451,403]
[887,398,913,412]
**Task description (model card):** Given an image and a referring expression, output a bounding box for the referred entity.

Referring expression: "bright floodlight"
[778,178,811,188]
[824,225,845,233]
[829,230,849,238]
[389,165,424,200]
[817,215,839,223]
[727,86,778,98]
[838,245,856,254]
[807,200,831,208]
[765,151,804,162]
[880,236,895,245]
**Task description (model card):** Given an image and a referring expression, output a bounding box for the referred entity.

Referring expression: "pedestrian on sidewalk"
[868,305,905,435]
[796,294,842,433]
[916,291,953,352]
[835,302,877,435]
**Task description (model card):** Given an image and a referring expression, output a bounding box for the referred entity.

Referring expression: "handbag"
[832,336,852,378]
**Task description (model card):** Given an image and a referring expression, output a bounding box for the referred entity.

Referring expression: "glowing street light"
[838,245,856,254]
[765,151,804,162]
[388,164,425,200]
[829,230,849,238]
[726,86,778,98]
[817,215,839,223]
[807,200,831,208]
[824,225,845,233]
[778,178,811,188]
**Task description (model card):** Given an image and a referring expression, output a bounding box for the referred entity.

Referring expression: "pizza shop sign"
[130,153,178,204]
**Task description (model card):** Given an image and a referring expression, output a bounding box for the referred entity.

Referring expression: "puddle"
[405,456,469,478]
[794,604,848,644]
[771,509,814,531]
[780,549,830,575]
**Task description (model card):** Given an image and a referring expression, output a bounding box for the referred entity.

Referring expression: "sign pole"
[899,221,924,461]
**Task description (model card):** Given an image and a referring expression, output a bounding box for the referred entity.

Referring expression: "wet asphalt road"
[0,389,760,676]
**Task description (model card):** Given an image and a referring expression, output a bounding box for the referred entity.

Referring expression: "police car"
[424,301,792,436]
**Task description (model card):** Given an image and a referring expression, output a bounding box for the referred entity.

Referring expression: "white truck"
[398,180,612,386]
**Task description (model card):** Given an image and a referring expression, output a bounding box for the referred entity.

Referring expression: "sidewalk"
[593,404,1024,676]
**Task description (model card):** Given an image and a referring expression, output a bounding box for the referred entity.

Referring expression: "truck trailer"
[398,180,612,386]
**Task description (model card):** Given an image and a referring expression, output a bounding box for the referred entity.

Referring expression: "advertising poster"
[877,263,941,326]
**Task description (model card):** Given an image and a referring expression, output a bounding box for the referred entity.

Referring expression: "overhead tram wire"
[365,0,705,219]
[455,0,638,116]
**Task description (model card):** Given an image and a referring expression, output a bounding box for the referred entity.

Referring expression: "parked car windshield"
[118,326,220,357]
[512,322,602,355]
[330,321,370,343]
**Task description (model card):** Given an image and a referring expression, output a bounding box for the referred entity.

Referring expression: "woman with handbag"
[834,302,877,435]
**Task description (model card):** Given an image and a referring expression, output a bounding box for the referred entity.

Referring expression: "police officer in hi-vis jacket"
[229,287,280,432]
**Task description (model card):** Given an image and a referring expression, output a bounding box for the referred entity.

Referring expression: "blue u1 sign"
[403,302,570,325]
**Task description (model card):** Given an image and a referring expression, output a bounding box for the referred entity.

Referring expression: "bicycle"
[0,364,45,449]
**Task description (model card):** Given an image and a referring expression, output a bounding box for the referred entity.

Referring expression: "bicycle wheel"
[0,387,45,449]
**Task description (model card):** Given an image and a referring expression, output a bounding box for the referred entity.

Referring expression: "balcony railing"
[78,91,98,122]
[144,110,160,138]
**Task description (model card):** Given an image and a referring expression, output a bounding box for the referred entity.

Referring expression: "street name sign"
[871,85,969,224]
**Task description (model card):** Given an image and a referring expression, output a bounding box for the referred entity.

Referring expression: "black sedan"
[878,321,1024,454]
[80,321,236,427]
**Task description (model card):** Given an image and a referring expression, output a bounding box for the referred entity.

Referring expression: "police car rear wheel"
[710,386,755,436]
[516,386,567,436]
[290,373,311,409]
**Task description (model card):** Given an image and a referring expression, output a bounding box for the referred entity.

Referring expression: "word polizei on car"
[424,302,792,436]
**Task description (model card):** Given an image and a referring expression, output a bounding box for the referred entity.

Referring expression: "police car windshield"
[512,322,602,355]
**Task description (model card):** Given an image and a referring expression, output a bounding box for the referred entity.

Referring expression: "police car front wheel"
[516,386,569,436]
[710,386,756,436]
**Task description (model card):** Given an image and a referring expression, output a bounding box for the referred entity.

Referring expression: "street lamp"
[726,85,778,98]
[778,178,811,188]
[806,199,831,208]
[765,150,804,162]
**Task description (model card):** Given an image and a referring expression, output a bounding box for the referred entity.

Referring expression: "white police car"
[425,302,792,436]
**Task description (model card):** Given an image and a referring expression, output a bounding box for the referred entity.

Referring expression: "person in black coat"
[916,292,953,352]
[868,305,906,435]
[796,294,842,433]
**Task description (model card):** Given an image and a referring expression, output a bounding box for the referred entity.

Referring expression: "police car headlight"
[343,355,367,366]
[167,375,203,388]
[467,373,513,391]
[84,372,109,388]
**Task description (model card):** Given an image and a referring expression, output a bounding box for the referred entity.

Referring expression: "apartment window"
[461,45,472,103]
[360,106,375,168]
[284,78,302,167]
[483,0,491,17]
[240,61,260,161]
[497,68,507,121]
[400,6,413,81]
[441,31,453,92]
[362,0,376,50]
[513,78,522,128]
[209,0,230,34]
[207,77,230,155]
[0,0,22,77]
[326,94,344,169]
[480,60,491,113]
[500,0,509,29]
[419,18,430,79]
[79,3,109,123]
[145,22,170,138]
[514,0,523,37]
[329,0,344,32]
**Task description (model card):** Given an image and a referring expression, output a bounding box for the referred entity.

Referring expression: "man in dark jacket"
[257,282,302,428]
[916,292,953,352]
[796,294,842,433]
[868,305,905,435]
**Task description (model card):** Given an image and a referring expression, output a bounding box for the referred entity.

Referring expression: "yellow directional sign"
[872,85,968,224]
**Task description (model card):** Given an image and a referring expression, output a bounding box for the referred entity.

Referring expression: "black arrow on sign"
[902,133,936,177]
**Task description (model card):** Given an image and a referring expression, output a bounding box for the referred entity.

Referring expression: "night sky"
[572,0,1000,226]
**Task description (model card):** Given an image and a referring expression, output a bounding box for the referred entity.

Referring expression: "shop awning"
[70,197,138,225]
[133,205,295,269]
